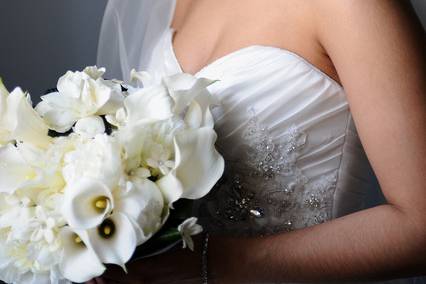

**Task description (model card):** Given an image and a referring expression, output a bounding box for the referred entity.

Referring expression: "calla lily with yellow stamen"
[59,227,105,283]
[61,178,114,230]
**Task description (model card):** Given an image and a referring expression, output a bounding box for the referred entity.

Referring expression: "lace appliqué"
[195,109,339,236]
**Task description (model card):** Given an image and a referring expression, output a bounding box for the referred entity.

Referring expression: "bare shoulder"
[310,0,425,48]
[309,0,425,91]
[307,1,426,212]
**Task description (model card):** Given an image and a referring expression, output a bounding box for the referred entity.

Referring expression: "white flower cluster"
[0,67,224,284]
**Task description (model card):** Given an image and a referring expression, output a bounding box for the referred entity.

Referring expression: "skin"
[89,0,426,283]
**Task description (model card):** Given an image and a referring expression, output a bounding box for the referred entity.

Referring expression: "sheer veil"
[96,0,175,81]
[96,2,426,283]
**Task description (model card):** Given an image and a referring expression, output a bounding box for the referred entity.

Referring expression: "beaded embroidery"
[195,109,339,236]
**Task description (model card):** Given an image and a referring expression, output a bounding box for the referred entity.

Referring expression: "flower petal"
[117,178,164,243]
[156,171,184,206]
[59,227,105,283]
[62,178,113,229]
[124,85,174,124]
[35,94,79,133]
[158,127,224,203]
[6,88,51,148]
[87,212,137,267]
[62,134,122,189]
[0,144,36,194]
[84,66,106,80]
[163,74,217,117]
[73,116,105,138]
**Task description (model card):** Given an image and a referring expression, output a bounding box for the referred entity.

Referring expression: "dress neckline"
[167,0,343,89]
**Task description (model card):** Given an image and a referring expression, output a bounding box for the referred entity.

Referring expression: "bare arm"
[100,1,426,283]
[207,1,426,282]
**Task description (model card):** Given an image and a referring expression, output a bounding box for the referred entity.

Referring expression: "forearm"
[208,204,426,283]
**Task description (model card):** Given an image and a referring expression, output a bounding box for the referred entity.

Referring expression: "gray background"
[0,0,108,101]
[0,0,424,103]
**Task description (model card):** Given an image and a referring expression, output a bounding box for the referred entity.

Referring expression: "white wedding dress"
[97,1,425,283]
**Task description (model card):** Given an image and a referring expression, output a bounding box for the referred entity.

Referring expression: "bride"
[94,0,425,283]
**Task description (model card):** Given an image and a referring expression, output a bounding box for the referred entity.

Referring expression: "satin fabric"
[97,1,424,283]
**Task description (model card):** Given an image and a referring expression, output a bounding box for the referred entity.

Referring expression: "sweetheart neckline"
[167,0,343,89]
[168,28,343,89]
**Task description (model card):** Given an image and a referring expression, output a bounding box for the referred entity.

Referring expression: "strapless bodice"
[97,1,426,283]
[139,11,379,235]
[98,0,381,236]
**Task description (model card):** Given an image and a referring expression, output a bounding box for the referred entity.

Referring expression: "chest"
[170,0,339,83]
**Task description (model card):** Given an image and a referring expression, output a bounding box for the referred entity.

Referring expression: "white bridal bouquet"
[0,67,224,284]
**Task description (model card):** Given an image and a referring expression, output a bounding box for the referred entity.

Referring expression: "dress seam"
[331,110,352,218]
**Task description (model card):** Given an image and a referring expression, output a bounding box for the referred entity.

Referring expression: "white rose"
[35,68,124,133]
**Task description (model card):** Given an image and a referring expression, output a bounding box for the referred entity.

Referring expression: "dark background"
[0,0,424,104]
[0,1,107,102]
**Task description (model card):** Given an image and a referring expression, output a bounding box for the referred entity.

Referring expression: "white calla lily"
[62,178,113,229]
[0,86,51,148]
[157,127,224,205]
[0,144,38,194]
[59,227,105,283]
[86,212,137,268]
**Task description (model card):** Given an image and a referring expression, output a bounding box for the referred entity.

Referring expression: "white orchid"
[0,80,51,148]
[36,66,124,133]
[178,217,203,251]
